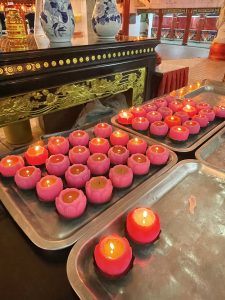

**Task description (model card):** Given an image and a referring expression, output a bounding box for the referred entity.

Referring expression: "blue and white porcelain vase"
[40,0,75,43]
[92,0,121,39]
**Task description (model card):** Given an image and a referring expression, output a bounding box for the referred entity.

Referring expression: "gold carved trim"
[0,68,146,127]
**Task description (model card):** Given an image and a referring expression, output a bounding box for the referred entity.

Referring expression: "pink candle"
[174,111,189,123]
[182,105,197,118]
[69,146,90,165]
[47,136,69,155]
[94,123,113,138]
[182,98,196,107]
[127,137,147,154]
[146,111,162,124]
[87,153,110,175]
[45,154,70,176]
[192,114,209,127]
[164,115,181,128]
[183,120,200,134]
[154,98,167,108]
[0,155,24,177]
[109,165,133,188]
[169,101,183,113]
[164,95,176,103]
[150,121,168,137]
[129,106,146,118]
[25,145,48,166]
[110,130,129,146]
[14,166,41,190]
[55,188,87,219]
[127,154,150,175]
[68,130,89,147]
[199,108,215,122]
[85,176,113,204]
[108,145,129,165]
[36,175,63,202]
[117,111,134,125]
[65,164,91,188]
[196,102,211,112]
[131,117,149,131]
[157,107,173,119]
[169,126,189,142]
[213,105,225,118]
[142,103,157,113]
[89,138,110,154]
[146,145,169,165]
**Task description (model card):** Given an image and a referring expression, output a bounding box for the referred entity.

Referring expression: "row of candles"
[0,123,170,219]
[117,97,225,142]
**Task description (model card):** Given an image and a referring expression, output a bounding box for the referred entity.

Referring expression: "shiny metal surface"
[196,127,225,172]
[67,160,225,300]
[111,80,225,152]
[0,126,177,250]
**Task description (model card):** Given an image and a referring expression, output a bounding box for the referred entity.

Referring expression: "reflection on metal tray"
[67,160,225,300]
[0,126,177,250]
[111,80,225,152]
[195,127,225,172]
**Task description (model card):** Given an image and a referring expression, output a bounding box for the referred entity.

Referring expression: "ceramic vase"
[40,0,75,43]
[92,0,121,39]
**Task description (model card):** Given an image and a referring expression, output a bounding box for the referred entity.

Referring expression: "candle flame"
[109,242,115,254]
[34,146,41,151]
[177,127,182,131]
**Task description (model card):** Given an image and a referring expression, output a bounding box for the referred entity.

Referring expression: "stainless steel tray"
[195,127,225,172]
[67,160,225,300]
[0,126,177,250]
[111,80,225,152]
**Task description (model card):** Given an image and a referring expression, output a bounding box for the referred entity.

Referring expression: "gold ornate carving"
[0,68,146,127]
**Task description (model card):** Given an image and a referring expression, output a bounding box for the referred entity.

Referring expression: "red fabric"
[209,43,225,61]
[157,67,189,97]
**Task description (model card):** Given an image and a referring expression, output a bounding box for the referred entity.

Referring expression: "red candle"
[45,154,70,176]
[108,145,129,165]
[126,208,160,244]
[94,234,133,277]
[154,98,168,108]
[192,114,209,127]
[199,108,215,122]
[0,155,24,177]
[127,154,150,175]
[146,145,169,165]
[36,175,63,202]
[146,111,162,124]
[94,123,113,138]
[182,105,197,118]
[168,101,183,113]
[89,137,110,154]
[196,102,211,112]
[157,106,173,119]
[110,130,129,146]
[169,126,189,142]
[213,105,225,118]
[25,145,48,166]
[55,188,87,219]
[174,111,189,123]
[47,136,69,155]
[14,166,41,189]
[129,106,146,118]
[65,164,91,188]
[87,153,110,175]
[164,115,181,128]
[182,98,196,107]
[109,165,133,188]
[131,117,149,131]
[183,120,200,134]
[68,130,89,147]
[127,137,147,154]
[150,121,168,137]
[142,103,157,113]
[117,111,134,125]
[85,176,113,204]
[69,145,90,165]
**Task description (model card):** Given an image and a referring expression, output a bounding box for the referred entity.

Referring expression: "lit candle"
[182,105,197,118]
[192,114,209,127]
[117,111,134,125]
[36,175,63,202]
[69,145,90,165]
[131,117,149,131]
[108,145,129,165]
[164,115,181,128]
[94,234,133,277]
[127,154,150,175]
[87,153,110,175]
[45,154,70,177]
[174,111,189,123]
[94,123,113,138]
[85,176,113,204]
[126,208,160,244]
[0,155,24,177]
[65,164,91,188]
[150,121,169,137]
[189,84,193,91]
[213,105,225,118]
[55,188,87,219]
[14,166,41,189]
[68,130,89,147]
[182,98,196,107]
[199,108,215,122]
[146,111,162,124]
[89,137,110,154]
[127,137,147,154]
[129,106,146,118]
[154,98,168,108]
[168,101,183,113]
[110,130,129,146]
[183,120,200,134]
[109,165,133,188]
[146,145,169,165]
[47,136,69,155]
[24,145,48,166]
[169,125,189,142]
[142,103,157,113]
[196,102,211,112]
[157,106,173,119]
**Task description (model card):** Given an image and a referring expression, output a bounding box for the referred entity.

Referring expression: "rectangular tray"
[0,125,177,251]
[111,79,225,152]
[195,126,225,172]
[67,160,225,300]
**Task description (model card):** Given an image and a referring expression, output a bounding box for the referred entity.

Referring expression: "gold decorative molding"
[0,68,146,127]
